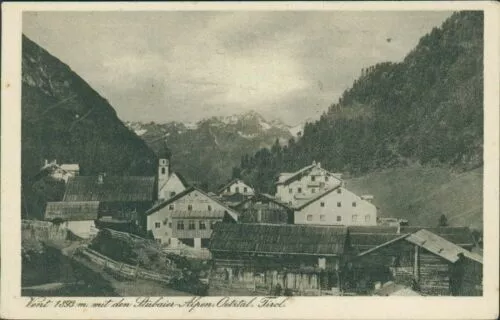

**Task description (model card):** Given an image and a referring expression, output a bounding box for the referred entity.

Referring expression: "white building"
[44,201,99,239]
[293,186,377,226]
[40,160,80,183]
[146,186,238,249]
[275,161,343,205]
[218,179,255,197]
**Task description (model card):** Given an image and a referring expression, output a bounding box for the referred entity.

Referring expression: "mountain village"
[25,143,483,297]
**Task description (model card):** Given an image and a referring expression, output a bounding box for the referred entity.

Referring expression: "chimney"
[396,223,401,234]
[312,160,316,166]
[97,173,104,184]
[318,162,321,168]
[44,159,49,166]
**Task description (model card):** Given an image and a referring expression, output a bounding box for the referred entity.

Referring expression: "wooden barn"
[209,223,351,296]
[44,201,99,239]
[353,229,483,296]
[63,174,156,233]
[233,193,294,224]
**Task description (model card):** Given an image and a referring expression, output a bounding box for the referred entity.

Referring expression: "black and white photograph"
[1,2,499,320]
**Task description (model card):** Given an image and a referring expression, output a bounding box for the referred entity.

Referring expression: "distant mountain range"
[125,111,311,189]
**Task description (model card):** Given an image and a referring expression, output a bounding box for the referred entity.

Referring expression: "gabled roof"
[293,185,342,210]
[145,186,239,220]
[44,201,100,221]
[400,226,476,248]
[217,179,253,193]
[275,164,316,185]
[406,229,482,264]
[63,176,156,202]
[210,223,348,256]
[234,193,292,210]
[356,229,482,264]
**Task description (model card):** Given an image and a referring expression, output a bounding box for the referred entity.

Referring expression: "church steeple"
[158,142,171,200]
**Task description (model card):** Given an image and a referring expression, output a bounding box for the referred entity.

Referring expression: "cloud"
[23,11,453,124]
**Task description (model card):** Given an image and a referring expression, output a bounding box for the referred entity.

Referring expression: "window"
[210,221,216,229]
[155,222,161,229]
[208,205,212,211]
[289,188,293,194]
[170,191,176,197]
[163,219,168,226]
[337,202,342,207]
[177,220,184,230]
[320,215,326,222]
[235,187,240,193]
[307,215,313,221]
[352,201,357,207]
[311,188,316,193]
[188,204,193,211]
[168,222,172,228]
[199,221,206,230]
[298,187,302,193]
[169,204,174,210]
[227,187,230,193]
[352,215,358,222]
[365,215,371,222]
[188,220,196,230]
[325,176,329,182]
[337,188,341,194]
[336,216,342,222]
[311,176,316,182]
[244,187,248,193]
[320,202,325,207]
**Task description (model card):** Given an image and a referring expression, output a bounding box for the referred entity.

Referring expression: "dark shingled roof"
[63,176,156,202]
[234,193,292,211]
[210,223,348,256]
[400,226,476,248]
[44,201,100,221]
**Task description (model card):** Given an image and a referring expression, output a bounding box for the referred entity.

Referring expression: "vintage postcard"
[1,1,499,319]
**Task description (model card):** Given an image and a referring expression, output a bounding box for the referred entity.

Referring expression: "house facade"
[218,179,255,197]
[293,186,377,226]
[145,187,238,248]
[44,201,99,239]
[234,193,293,224]
[275,161,343,205]
[209,223,351,296]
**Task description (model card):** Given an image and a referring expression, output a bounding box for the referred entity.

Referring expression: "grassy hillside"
[346,166,482,229]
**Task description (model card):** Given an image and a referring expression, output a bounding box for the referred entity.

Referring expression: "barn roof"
[44,201,100,221]
[275,164,316,185]
[400,226,476,248]
[210,223,348,256]
[63,176,156,202]
[406,229,482,264]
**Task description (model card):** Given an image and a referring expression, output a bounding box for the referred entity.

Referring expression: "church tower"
[158,143,171,200]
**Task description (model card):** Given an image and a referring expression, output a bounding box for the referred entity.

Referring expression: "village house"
[44,201,99,239]
[218,179,255,197]
[36,160,80,183]
[353,229,483,296]
[209,223,351,296]
[145,186,238,249]
[234,193,294,224]
[293,185,377,226]
[275,161,343,205]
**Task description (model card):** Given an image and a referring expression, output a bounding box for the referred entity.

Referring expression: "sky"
[23,11,453,125]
